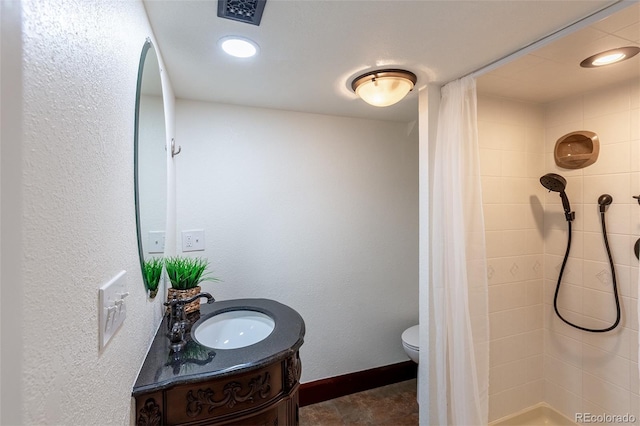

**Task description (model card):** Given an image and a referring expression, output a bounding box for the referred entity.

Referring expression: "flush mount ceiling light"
[351,69,417,107]
[580,46,640,68]
[219,36,258,58]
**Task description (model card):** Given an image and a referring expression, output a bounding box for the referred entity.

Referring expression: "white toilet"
[401,324,419,363]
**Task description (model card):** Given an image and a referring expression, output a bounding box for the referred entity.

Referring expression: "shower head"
[540,173,574,221]
[540,173,567,193]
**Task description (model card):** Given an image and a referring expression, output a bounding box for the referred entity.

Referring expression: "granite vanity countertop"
[132,298,305,396]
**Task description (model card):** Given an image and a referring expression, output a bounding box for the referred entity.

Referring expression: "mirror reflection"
[134,40,167,298]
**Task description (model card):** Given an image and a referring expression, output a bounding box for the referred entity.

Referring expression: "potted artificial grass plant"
[165,256,218,313]
[143,257,164,298]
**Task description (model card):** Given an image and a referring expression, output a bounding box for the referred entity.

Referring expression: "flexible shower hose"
[553,210,621,332]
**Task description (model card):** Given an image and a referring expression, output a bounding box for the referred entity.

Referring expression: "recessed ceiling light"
[580,46,640,68]
[219,36,258,58]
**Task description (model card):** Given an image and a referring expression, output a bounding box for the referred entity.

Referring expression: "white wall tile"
[502,230,530,256]
[484,204,503,231]
[582,323,631,360]
[490,358,531,393]
[608,234,632,267]
[545,355,583,395]
[583,203,631,235]
[628,326,639,363]
[489,284,508,312]
[582,343,630,391]
[584,83,631,118]
[631,138,640,172]
[544,304,585,341]
[631,109,639,141]
[544,379,584,421]
[485,230,503,258]
[526,126,545,154]
[545,96,584,128]
[545,330,582,367]
[582,372,630,415]
[583,174,631,207]
[630,361,639,396]
[625,296,639,331]
[546,121,584,154]
[526,154,546,179]
[584,141,631,176]
[583,288,620,326]
[499,123,527,152]
[527,354,544,382]
[482,176,503,204]
[501,177,531,204]
[583,260,618,292]
[630,80,640,110]
[480,148,502,176]
[478,96,504,124]
[478,121,503,150]
[526,280,544,306]
[502,151,529,177]
[584,111,631,145]
[632,394,640,426]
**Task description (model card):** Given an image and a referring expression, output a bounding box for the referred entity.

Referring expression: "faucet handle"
[163,294,181,307]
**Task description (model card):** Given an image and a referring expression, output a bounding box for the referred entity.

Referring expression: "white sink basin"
[193,310,275,350]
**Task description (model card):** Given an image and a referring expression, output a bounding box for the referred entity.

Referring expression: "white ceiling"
[144,0,638,123]
[478,2,640,103]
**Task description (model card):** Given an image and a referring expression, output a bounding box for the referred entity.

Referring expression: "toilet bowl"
[401,324,419,363]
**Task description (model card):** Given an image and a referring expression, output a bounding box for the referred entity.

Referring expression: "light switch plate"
[182,229,205,252]
[99,270,129,350]
[148,231,165,254]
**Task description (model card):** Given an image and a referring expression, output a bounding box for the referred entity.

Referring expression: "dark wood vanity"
[135,351,301,425]
[133,299,305,426]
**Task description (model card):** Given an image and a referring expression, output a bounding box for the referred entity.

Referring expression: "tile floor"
[299,379,418,426]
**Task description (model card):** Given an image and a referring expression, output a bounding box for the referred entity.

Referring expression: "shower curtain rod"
[448,0,630,84]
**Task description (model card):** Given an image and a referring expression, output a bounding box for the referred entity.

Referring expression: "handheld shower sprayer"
[539,173,574,221]
[540,172,620,333]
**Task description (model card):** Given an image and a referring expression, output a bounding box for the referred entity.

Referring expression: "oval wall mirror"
[134,39,167,299]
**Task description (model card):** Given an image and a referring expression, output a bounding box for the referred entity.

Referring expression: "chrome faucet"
[164,292,215,351]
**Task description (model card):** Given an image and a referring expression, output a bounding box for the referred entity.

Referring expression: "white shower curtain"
[432,76,489,425]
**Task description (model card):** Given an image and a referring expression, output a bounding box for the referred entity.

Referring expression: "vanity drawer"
[221,404,281,426]
[165,363,284,425]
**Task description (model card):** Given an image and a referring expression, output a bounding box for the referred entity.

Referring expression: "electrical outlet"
[148,231,165,254]
[99,270,129,350]
[182,229,205,252]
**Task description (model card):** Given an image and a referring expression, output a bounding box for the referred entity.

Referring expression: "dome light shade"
[580,46,640,68]
[351,69,417,107]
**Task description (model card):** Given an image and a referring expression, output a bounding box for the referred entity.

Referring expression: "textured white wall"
[175,100,419,382]
[12,0,175,424]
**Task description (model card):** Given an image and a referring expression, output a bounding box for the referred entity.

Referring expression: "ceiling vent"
[218,0,266,26]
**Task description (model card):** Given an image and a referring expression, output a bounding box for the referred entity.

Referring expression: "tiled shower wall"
[542,78,639,421]
[480,78,640,422]
[478,96,547,421]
